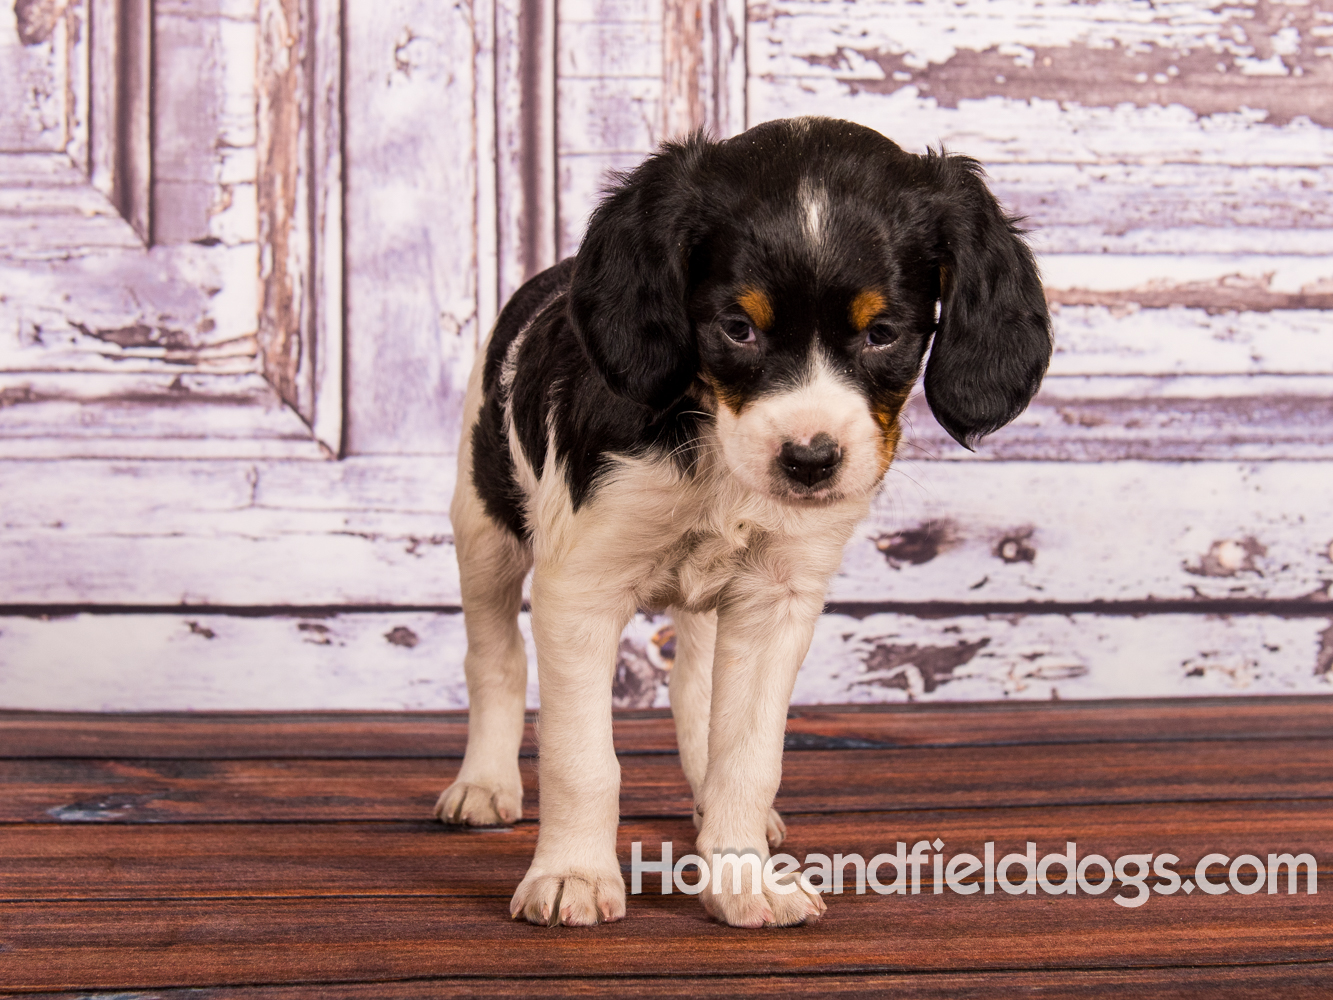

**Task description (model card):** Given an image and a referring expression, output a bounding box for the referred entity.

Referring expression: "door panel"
[3,0,1332,710]
[341,0,481,456]
[0,0,339,458]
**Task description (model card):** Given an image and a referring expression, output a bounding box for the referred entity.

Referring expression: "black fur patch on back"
[472,258,575,540]
[508,301,708,514]
[472,257,709,532]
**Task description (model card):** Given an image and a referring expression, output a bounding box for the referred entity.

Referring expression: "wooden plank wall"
[558,0,666,257]
[0,0,342,458]
[1,0,259,377]
[2,0,1332,710]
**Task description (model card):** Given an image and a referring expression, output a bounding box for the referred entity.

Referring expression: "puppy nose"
[778,434,842,487]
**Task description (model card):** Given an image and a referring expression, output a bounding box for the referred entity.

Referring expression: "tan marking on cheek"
[700,370,746,416]
[871,392,910,473]
[738,288,774,331]
[850,289,887,332]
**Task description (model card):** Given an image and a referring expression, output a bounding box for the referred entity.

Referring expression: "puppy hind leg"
[436,507,533,827]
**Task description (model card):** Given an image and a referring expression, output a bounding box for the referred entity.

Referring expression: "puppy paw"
[701,869,826,928]
[510,866,627,926]
[434,779,522,826]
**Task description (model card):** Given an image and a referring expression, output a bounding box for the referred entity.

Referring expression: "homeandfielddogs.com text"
[630,841,1319,908]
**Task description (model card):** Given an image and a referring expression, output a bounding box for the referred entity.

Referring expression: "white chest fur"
[521,439,870,615]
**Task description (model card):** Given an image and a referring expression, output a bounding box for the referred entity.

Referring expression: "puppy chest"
[639,524,756,614]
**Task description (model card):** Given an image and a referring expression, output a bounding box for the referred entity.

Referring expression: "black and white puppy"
[437,116,1050,928]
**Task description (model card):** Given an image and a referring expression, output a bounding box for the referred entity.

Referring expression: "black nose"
[778,434,842,487]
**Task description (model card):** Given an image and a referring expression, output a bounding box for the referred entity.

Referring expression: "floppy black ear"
[924,155,1052,450]
[567,135,711,412]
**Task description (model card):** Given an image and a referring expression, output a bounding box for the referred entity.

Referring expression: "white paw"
[510,866,627,926]
[434,778,522,826]
[700,865,826,928]
[694,806,787,849]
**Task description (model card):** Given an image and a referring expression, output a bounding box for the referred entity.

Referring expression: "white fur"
[798,176,829,249]
[441,329,884,929]
[715,350,886,503]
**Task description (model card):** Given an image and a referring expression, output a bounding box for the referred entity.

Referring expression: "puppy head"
[568,117,1051,503]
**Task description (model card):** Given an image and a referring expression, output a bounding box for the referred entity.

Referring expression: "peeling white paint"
[0,609,1327,711]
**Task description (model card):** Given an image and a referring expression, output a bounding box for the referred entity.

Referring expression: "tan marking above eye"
[850,289,887,332]
[737,288,774,331]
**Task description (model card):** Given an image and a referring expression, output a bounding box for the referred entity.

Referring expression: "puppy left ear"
[567,135,710,412]
[924,155,1052,450]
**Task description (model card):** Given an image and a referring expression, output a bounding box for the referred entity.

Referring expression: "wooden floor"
[1,698,1330,998]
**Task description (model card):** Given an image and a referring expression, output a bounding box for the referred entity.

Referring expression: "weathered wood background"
[1,0,1330,710]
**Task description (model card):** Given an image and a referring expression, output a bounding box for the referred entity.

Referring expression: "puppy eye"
[864,321,899,348]
[722,319,757,344]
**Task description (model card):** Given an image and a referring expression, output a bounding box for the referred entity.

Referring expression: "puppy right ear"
[568,135,711,412]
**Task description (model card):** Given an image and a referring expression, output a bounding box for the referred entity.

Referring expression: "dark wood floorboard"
[1,892,1329,989]
[3,804,1330,900]
[5,737,1330,824]
[3,696,1329,758]
[2,699,1330,994]
[4,965,1332,1000]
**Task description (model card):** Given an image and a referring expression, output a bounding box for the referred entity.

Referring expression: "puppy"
[436,116,1051,927]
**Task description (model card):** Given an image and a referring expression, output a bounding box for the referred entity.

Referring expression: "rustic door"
[2,0,1331,710]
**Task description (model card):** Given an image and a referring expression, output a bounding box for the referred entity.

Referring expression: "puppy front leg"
[696,581,828,928]
[510,567,634,926]
[670,608,788,850]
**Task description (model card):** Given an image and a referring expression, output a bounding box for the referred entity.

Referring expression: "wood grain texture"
[7,737,1331,824]
[496,0,558,301]
[4,965,1327,999]
[343,0,481,455]
[755,0,1333,124]
[1045,307,1333,377]
[1040,255,1333,312]
[556,0,661,255]
[4,0,246,255]
[0,373,323,459]
[257,0,309,415]
[703,0,748,137]
[154,5,253,246]
[307,0,345,453]
[0,703,1326,992]
[0,242,260,374]
[0,889,1327,989]
[5,697,1329,758]
[0,0,73,152]
[990,164,1333,256]
[3,802,1329,899]
[663,0,705,137]
[751,73,1333,168]
[1,609,1330,711]
[900,376,1333,461]
[751,0,1333,164]
[0,0,291,460]
[4,459,1332,607]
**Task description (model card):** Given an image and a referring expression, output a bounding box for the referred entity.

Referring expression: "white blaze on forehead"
[798,176,829,248]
